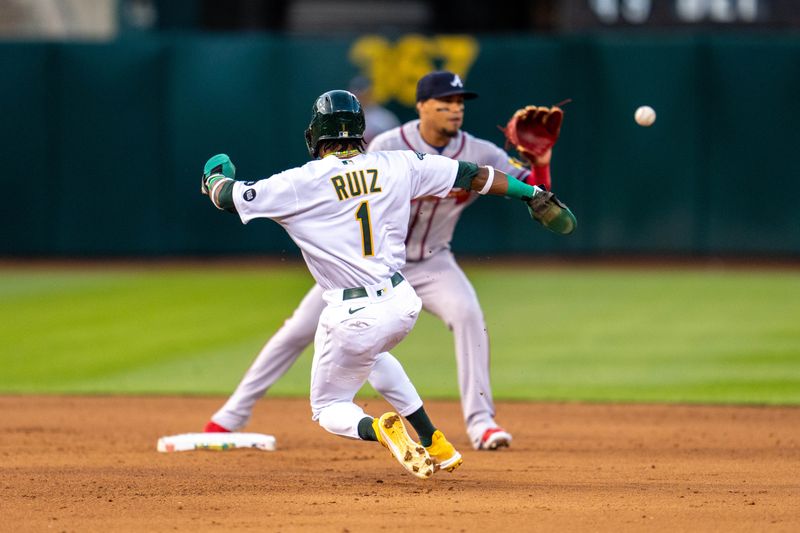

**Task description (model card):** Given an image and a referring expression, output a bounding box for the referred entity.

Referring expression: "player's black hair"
[316,139,365,158]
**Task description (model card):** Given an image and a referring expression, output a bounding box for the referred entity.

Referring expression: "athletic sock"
[358,416,378,441]
[405,406,436,447]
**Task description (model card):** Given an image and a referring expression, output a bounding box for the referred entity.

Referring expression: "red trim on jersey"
[400,125,461,261]
[399,125,417,151]
[417,198,441,261]
[451,133,466,159]
[400,123,465,159]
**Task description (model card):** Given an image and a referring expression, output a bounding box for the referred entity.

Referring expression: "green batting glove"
[201,153,236,195]
[204,153,236,179]
[527,189,577,235]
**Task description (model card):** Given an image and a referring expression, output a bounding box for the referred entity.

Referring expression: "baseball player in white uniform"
[204,72,557,451]
[201,89,574,477]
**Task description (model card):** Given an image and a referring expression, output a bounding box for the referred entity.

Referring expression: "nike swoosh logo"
[348,306,365,314]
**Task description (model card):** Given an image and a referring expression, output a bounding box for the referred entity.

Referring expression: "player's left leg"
[310,279,422,438]
[310,279,455,477]
[404,251,512,450]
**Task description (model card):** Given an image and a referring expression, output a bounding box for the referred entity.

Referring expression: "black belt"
[343,272,404,300]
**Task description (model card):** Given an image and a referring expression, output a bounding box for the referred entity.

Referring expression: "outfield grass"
[1,262,799,405]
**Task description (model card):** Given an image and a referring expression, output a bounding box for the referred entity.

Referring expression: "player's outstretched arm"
[455,161,576,235]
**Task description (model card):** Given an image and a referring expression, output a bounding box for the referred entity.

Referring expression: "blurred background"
[1,0,798,259]
[1,1,799,402]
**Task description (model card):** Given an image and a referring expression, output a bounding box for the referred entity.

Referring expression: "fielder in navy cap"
[413,71,478,149]
[416,70,479,102]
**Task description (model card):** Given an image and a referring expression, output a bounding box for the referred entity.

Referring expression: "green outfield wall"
[2,33,798,257]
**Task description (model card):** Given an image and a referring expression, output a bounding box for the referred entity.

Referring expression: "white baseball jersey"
[368,120,531,261]
[232,150,458,290]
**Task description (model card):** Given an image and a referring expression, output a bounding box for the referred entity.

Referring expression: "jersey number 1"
[355,201,374,256]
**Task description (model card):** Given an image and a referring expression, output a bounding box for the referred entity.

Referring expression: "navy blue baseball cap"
[416,71,479,102]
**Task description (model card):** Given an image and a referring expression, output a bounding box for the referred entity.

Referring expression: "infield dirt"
[2,396,798,532]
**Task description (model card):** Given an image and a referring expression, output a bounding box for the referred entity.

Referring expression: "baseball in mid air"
[634,105,656,127]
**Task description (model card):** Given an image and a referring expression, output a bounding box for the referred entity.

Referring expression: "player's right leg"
[404,252,512,451]
[206,284,326,432]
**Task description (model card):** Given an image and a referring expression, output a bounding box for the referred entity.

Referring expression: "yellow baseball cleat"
[425,430,463,473]
[373,412,434,479]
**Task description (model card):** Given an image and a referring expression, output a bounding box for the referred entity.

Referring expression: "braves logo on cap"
[416,71,478,102]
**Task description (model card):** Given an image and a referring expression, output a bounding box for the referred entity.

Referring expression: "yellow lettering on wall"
[348,34,479,107]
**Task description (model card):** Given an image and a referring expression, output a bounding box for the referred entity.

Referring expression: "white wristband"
[477,166,495,195]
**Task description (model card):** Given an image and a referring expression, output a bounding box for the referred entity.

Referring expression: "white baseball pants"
[311,275,423,438]
[211,250,498,448]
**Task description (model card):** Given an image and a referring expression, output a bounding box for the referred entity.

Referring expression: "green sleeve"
[218,181,235,212]
[207,175,236,212]
[505,177,537,201]
[453,160,480,189]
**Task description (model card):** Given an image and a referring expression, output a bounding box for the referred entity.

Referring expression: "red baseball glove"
[501,105,564,159]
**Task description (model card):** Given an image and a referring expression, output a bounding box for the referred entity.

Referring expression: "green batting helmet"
[304,90,365,157]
